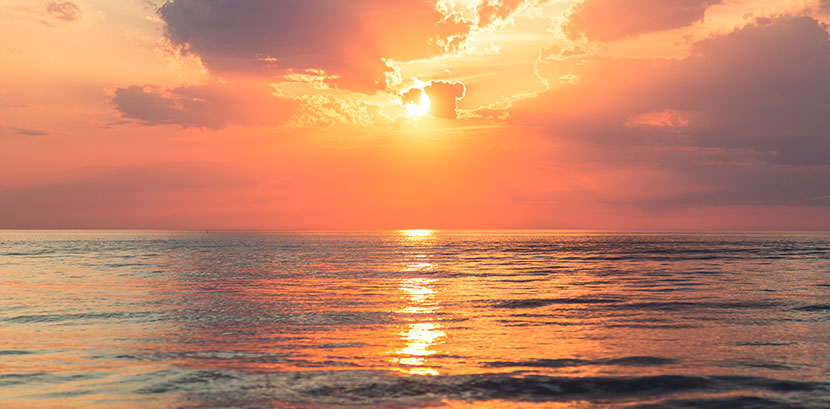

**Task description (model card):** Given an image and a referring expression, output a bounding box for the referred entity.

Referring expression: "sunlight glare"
[400,229,435,237]
[404,90,431,117]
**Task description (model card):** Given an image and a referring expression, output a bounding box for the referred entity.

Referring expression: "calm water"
[1,231,829,409]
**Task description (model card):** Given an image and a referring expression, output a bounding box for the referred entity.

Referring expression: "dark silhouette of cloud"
[424,81,466,119]
[401,88,424,106]
[400,81,466,119]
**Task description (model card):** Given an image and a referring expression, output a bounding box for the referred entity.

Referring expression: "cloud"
[423,80,466,119]
[13,127,49,136]
[400,80,466,119]
[157,0,474,91]
[284,93,393,128]
[512,15,830,207]
[476,0,525,27]
[564,0,720,42]
[626,109,692,133]
[401,88,424,106]
[40,0,83,27]
[112,82,298,129]
[1,122,48,137]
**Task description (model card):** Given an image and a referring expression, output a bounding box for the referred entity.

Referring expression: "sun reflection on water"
[392,254,445,375]
[394,321,446,376]
[400,229,436,239]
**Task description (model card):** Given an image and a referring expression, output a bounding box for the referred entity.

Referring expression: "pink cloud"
[112,82,298,129]
[626,109,692,132]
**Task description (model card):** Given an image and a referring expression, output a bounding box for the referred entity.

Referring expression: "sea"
[0,230,828,409]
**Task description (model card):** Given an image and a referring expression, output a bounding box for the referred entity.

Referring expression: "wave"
[129,370,828,407]
[490,297,621,309]
[794,304,830,312]
[485,356,678,368]
[633,396,815,409]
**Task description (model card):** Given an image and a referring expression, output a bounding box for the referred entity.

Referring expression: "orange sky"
[1,0,829,230]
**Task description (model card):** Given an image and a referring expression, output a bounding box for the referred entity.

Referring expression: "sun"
[400,229,435,237]
[403,88,431,117]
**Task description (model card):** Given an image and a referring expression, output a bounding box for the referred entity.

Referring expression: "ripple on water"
[0,231,828,409]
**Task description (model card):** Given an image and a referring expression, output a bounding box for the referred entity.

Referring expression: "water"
[1,231,828,409]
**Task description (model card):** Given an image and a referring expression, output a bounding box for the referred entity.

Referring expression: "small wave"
[490,297,621,309]
[0,372,99,388]
[723,358,803,371]
[2,250,57,256]
[0,350,32,355]
[3,311,152,324]
[135,370,240,394]
[316,342,367,349]
[132,370,828,407]
[735,341,796,346]
[0,373,48,387]
[633,396,808,409]
[485,356,678,368]
[299,373,824,405]
[794,304,830,312]
[618,301,780,311]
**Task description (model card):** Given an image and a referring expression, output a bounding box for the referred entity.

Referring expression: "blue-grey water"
[1,230,829,408]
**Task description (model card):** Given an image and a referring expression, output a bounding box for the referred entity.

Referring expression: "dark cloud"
[157,0,472,91]
[400,81,466,119]
[513,15,830,207]
[41,0,82,26]
[112,82,298,129]
[13,127,48,136]
[423,81,466,119]
[401,88,424,106]
[670,16,830,164]
[564,0,720,42]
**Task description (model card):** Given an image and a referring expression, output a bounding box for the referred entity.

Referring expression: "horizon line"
[2,228,829,233]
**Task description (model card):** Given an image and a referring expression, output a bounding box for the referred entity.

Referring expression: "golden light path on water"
[392,229,445,376]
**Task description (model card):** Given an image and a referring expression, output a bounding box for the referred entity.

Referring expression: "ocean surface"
[1,231,829,409]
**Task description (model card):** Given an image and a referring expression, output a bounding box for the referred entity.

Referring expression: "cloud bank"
[564,0,721,41]
[516,15,830,208]
[157,0,471,91]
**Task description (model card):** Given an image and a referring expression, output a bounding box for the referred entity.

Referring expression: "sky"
[1,0,829,230]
